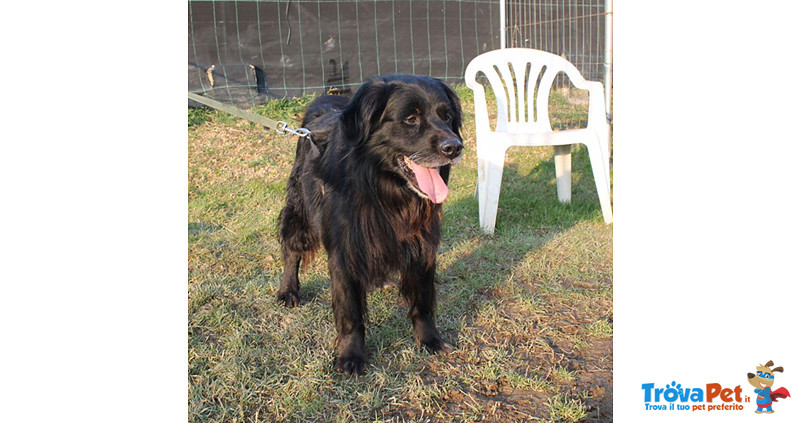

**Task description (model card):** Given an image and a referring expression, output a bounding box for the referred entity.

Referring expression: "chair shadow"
[444,144,604,318]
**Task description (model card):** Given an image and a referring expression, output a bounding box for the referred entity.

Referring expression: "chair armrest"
[464,64,493,136]
[471,86,492,136]
[586,81,608,130]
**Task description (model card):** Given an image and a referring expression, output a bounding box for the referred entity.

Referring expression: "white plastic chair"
[464,48,612,234]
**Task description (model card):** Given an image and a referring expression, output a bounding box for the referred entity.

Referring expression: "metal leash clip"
[275,121,311,139]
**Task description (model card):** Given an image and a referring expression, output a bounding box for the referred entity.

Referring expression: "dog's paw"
[334,354,367,376]
[276,291,300,308]
[421,337,454,355]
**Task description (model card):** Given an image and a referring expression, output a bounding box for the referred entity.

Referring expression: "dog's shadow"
[294,276,331,305]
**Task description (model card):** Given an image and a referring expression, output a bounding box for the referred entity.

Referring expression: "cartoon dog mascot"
[747,360,791,413]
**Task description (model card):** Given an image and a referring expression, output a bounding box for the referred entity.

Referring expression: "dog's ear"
[341,77,387,145]
[440,81,463,137]
[772,366,784,373]
[765,360,774,368]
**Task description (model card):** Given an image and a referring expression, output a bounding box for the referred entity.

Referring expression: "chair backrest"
[465,48,600,133]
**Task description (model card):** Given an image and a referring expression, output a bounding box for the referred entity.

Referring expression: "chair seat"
[478,128,601,149]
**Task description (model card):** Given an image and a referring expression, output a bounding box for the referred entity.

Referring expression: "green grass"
[188,86,612,422]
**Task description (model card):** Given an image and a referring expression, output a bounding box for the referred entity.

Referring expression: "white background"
[1,2,187,421]
[614,0,799,421]
[2,1,799,422]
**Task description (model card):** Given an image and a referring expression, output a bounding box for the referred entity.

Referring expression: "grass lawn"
[188,85,612,422]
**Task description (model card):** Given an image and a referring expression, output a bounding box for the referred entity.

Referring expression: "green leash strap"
[188,92,310,138]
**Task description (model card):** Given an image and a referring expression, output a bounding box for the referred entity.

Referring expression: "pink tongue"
[408,160,449,203]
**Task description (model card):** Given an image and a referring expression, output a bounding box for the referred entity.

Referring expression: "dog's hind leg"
[276,180,318,307]
[276,242,303,307]
[400,265,453,355]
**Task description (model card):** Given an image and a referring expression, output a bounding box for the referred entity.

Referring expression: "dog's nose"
[747,373,755,379]
[439,138,463,160]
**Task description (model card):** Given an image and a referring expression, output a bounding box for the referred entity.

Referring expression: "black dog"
[276,75,464,375]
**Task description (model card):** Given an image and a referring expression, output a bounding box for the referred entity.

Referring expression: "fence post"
[500,0,506,49]
[604,0,613,123]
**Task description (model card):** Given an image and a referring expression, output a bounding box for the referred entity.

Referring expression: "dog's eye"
[403,114,418,125]
[443,112,452,122]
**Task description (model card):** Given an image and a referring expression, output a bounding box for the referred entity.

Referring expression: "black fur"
[276,75,464,375]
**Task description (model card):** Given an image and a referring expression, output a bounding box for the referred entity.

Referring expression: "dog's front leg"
[328,254,368,375]
[401,263,453,355]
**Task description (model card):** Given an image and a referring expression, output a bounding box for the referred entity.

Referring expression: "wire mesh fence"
[188,0,609,112]
[503,0,608,82]
[501,0,610,131]
[189,0,500,107]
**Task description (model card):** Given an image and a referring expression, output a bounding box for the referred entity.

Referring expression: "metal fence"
[502,0,611,114]
[188,0,610,109]
[503,0,609,81]
[189,0,500,107]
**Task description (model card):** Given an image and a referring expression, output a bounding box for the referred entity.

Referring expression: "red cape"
[771,387,791,402]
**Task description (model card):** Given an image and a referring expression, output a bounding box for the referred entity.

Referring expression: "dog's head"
[341,75,463,204]
[747,360,783,389]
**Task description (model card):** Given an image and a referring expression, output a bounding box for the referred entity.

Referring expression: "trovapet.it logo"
[641,359,792,414]
[641,381,746,413]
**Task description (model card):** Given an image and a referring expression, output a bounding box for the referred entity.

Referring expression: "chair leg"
[585,142,613,224]
[477,149,506,234]
[554,145,572,203]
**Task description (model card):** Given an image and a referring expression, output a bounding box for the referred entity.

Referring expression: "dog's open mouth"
[398,156,449,204]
